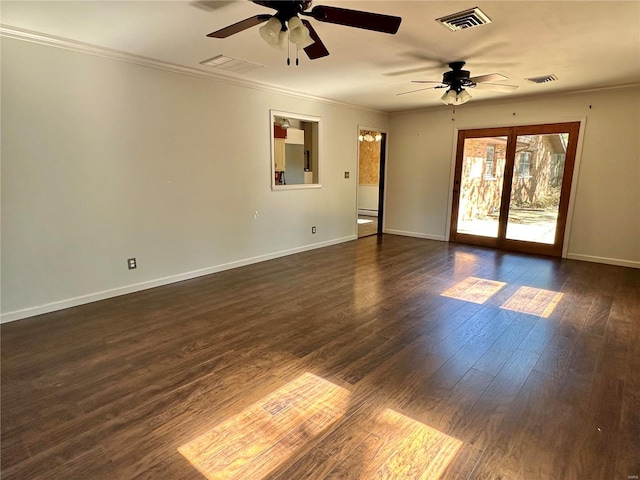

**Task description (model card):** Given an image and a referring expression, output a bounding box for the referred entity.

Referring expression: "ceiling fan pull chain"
[287,31,291,65]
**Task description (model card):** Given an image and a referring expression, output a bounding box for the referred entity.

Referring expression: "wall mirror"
[270,110,320,190]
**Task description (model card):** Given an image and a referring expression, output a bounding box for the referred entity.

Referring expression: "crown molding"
[0,24,385,115]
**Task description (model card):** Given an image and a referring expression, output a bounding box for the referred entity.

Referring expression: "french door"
[450,122,580,257]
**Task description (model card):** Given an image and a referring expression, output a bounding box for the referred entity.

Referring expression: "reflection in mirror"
[271,110,320,189]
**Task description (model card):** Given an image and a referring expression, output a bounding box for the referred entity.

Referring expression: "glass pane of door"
[506,133,569,243]
[456,136,508,238]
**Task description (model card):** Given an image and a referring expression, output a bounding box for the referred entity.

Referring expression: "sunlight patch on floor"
[362,408,463,478]
[500,286,563,318]
[179,372,464,479]
[358,218,373,224]
[440,277,506,304]
[440,277,563,318]
[179,372,350,480]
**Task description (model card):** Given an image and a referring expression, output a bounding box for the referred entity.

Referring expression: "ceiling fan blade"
[475,83,519,92]
[397,86,443,96]
[191,1,236,12]
[469,73,509,83]
[384,53,448,77]
[207,14,271,38]
[306,5,401,34]
[411,80,444,84]
[384,65,441,77]
[302,20,329,59]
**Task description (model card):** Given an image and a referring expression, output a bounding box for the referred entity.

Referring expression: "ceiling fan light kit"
[441,88,471,105]
[458,89,472,104]
[258,16,282,44]
[287,16,314,49]
[259,16,312,50]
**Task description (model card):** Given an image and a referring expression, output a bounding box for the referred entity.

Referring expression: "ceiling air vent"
[526,74,558,84]
[436,7,491,31]
[200,55,263,74]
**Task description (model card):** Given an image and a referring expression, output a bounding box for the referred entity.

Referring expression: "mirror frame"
[270,109,321,190]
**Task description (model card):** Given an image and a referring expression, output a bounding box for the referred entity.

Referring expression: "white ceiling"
[2,1,639,112]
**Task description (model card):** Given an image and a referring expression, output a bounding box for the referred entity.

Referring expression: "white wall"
[357,185,379,214]
[386,86,640,267]
[0,37,388,321]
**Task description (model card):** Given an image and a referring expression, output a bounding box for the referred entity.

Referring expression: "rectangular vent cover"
[200,55,263,74]
[526,74,558,84]
[436,7,491,31]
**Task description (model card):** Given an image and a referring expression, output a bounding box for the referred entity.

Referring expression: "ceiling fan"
[398,61,518,105]
[207,0,402,62]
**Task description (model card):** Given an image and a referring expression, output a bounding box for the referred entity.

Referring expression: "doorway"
[357,128,386,238]
[450,122,580,256]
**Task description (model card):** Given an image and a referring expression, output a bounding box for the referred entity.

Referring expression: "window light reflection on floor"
[365,408,463,478]
[500,286,563,318]
[440,277,506,304]
[178,372,463,479]
[440,276,564,318]
[178,373,350,480]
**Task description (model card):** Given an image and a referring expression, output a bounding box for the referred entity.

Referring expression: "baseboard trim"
[1,236,356,324]
[384,229,446,242]
[566,253,640,269]
[382,235,639,268]
[358,209,378,217]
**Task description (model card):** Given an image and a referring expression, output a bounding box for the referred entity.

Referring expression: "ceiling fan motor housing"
[254,0,312,28]
[443,62,474,91]
[254,0,312,13]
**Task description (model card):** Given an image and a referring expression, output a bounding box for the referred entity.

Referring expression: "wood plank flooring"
[2,234,639,479]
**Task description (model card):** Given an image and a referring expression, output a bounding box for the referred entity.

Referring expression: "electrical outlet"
[344,171,350,179]
[312,226,316,234]
[254,210,259,220]
[127,258,137,270]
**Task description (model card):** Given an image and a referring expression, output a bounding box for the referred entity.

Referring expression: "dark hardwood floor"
[1,235,639,479]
